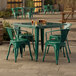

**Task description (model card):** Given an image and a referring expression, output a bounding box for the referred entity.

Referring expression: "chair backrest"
[30,8,35,13]
[11,7,23,14]
[49,5,54,10]
[14,26,21,35]
[11,8,19,15]
[32,8,35,13]
[61,29,69,42]
[44,5,48,9]
[6,27,14,40]
[60,23,72,42]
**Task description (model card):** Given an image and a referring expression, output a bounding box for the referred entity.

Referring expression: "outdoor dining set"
[43,4,59,14]
[11,7,35,19]
[11,4,59,19]
[5,20,72,65]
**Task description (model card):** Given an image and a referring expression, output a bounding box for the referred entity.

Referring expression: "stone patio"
[0,14,76,76]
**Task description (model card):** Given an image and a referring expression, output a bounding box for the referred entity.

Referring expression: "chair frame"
[11,7,24,19]
[43,23,72,64]
[6,27,33,62]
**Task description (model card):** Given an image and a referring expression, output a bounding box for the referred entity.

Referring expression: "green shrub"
[0,9,11,18]
[3,21,11,41]
[44,0,55,5]
[25,0,34,7]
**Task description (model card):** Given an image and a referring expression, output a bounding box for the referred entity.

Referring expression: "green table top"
[13,22,65,29]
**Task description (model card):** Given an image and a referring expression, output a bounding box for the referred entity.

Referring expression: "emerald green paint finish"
[11,7,24,19]
[43,5,59,14]
[43,23,71,64]
[24,7,35,19]
[43,5,50,14]
[46,23,72,54]
[41,29,44,53]
[11,7,35,19]
[6,27,33,62]
[35,28,39,61]
[13,22,70,61]
[14,25,35,51]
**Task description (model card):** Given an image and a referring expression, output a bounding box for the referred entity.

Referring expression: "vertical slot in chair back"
[6,27,14,40]
[61,29,69,42]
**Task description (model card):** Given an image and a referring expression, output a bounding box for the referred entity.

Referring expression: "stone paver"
[0,42,76,76]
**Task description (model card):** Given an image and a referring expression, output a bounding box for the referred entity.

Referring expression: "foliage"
[3,21,11,41]
[44,0,55,5]
[44,0,52,5]
[25,0,34,7]
[0,9,11,18]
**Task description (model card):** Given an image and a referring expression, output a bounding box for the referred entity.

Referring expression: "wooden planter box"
[0,22,3,45]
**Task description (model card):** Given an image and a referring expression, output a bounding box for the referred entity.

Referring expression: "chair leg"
[43,44,47,62]
[54,45,59,65]
[63,47,66,57]
[66,39,71,54]
[6,44,11,60]
[60,46,62,52]
[24,45,26,52]
[16,48,19,58]
[14,48,17,62]
[64,44,70,63]
[32,39,35,52]
[47,46,50,54]
[25,14,26,18]
[28,42,33,60]
[20,47,23,58]
[29,13,31,19]
[57,49,60,61]
[22,14,23,19]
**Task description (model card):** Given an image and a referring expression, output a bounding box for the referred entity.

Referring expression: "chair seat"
[49,34,71,54]
[6,27,33,62]
[15,12,22,15]
[46,40,60,44]
[10,38,28,43]
[19,34,33,41]
[43,27,71,64]
[46,40,66,47]
[49,35,61,40]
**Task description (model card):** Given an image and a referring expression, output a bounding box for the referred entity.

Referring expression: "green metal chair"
[24,7,35,19]
[14,26,35,51]
[11,7,23,19]
[49,5,59,14]
[43,5,49,14]
[6,27,33,62]
[43,24,71,64]
[47,23,72,54]
[49,5,55,14]
[31,8,35,18]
